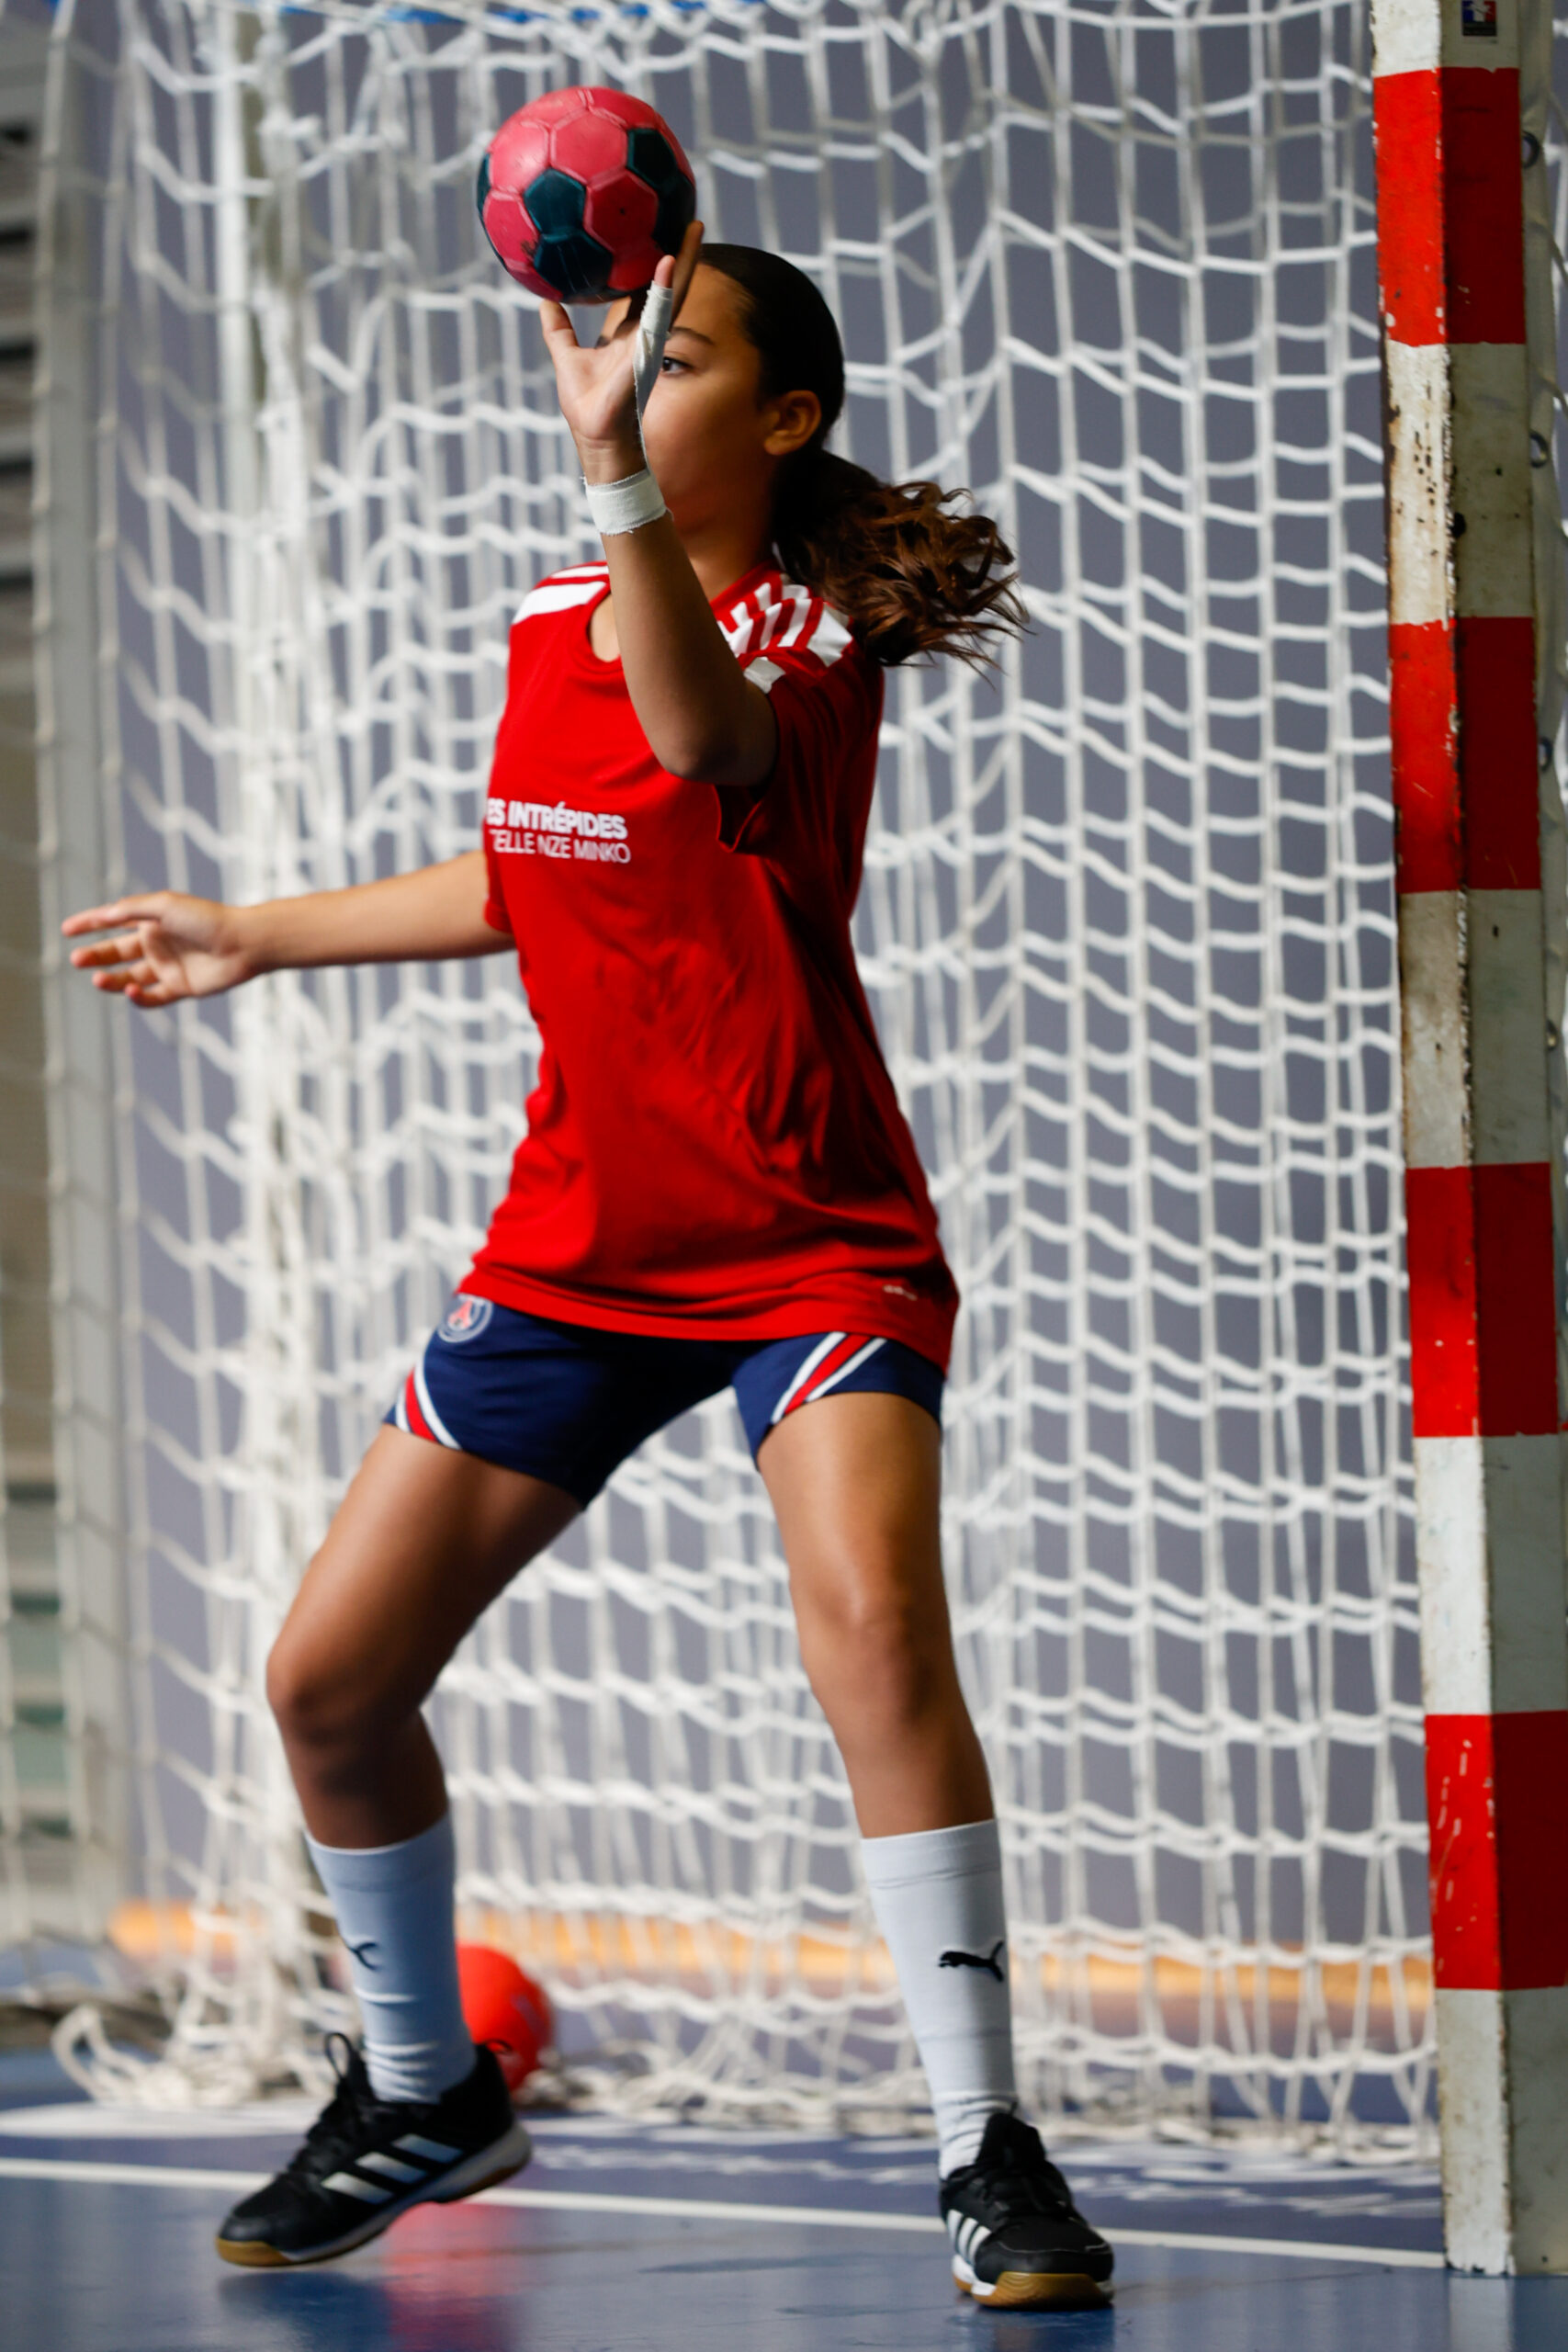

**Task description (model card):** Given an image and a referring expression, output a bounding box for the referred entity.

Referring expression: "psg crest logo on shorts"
[438,1294,493,1344]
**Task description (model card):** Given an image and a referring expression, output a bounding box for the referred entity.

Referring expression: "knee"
[265,1613,380,1768]
[800,1574,954,1735]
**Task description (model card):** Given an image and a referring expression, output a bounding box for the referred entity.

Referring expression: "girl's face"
[598,264,820,537]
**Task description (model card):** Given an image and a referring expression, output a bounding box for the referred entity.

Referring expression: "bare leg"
[757,1392,990,1835]
[265,1425,578,1847]
[760,1387,1018,2187]
[214,1440,559,2257]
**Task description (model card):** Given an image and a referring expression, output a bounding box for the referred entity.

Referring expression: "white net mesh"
[11,0,1441,2141]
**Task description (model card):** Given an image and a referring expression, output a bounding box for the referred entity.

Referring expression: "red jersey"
[462,556,960,1369]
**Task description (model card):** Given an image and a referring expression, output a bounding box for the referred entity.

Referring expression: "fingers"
[536,298,578,352]
[91,960,160,998]
[67,921,181,1005]
[633,272,673,424]
[69,931,148,970]
[670,219,704,320]
[61,896,165,937]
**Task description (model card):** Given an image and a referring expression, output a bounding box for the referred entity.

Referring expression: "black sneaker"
[940,2109,1114,2308]
[216,2034,531,2267]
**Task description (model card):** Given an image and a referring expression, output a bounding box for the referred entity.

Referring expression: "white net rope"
[18,0,1440,2141]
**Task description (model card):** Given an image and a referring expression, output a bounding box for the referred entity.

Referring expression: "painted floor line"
[0,2154,1446,2268]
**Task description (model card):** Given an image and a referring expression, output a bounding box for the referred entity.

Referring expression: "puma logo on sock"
[938,1939,1006,1982]
[344,1938,380,1970]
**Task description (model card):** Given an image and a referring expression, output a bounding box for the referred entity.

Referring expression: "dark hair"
[691,243,1028,671]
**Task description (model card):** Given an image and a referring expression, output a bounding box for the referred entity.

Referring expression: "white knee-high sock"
[306,1812,475,2104]
[861,1816,1018,2175]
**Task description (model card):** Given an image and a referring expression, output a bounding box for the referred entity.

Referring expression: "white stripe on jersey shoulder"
[721,574,853,677]
[513,565,609,627]
[772,582,853,666]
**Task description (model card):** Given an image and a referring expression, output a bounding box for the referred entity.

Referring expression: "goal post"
[1372,0,1568,2276]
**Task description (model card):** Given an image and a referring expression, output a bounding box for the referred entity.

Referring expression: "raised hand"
[62,892,257,1007]
[537,220,704,481]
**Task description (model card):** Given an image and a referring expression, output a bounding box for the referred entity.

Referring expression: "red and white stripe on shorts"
[768,1333,887,1428]
[391,1356,461,1450]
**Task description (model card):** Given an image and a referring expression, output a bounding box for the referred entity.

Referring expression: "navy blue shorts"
[385,1295,945,1506]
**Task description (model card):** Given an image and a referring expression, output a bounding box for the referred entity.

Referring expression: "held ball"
[478,85,696,304]
[456,1943,554,2095]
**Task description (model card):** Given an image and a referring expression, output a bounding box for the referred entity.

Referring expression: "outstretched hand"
[538,220,704,479]
[62,892,257,1007]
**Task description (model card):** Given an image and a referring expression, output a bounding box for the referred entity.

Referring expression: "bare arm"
[592,512,775,786]
[539,228,777,791]
[62,849,506,1009]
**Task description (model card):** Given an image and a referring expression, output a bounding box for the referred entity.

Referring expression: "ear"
[762,389,822,461]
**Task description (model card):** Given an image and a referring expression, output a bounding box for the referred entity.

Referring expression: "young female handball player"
[64,224,1113,2309]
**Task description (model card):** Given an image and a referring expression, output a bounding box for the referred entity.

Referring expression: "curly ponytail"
[698,244,1027,671]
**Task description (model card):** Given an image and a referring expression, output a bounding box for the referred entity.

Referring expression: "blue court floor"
[2,2052,1563,2350]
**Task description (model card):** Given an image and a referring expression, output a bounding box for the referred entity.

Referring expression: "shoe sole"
[215,2118,534,2268]
[952,2252,1113,2309]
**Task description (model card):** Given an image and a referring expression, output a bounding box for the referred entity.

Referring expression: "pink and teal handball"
[478,86,697,305]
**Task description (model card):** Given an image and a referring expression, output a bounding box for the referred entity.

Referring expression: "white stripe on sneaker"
[412,1357,460,1451]
[358,2151,426,2183]
[769,1333,846,1426]
[322,2170,393,2203]
[394,2133,462,2164]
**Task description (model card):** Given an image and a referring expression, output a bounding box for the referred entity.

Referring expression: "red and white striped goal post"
[1372,0,1568,2275]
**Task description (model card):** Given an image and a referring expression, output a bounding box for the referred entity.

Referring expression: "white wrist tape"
[582,468,668,536]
